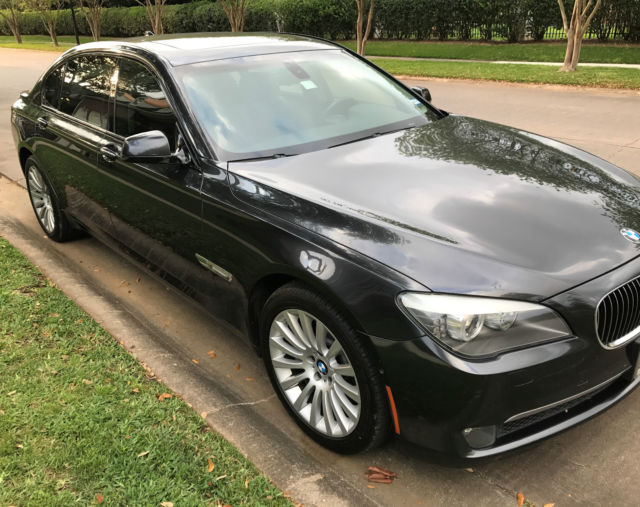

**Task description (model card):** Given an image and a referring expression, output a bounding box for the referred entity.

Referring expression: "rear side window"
[60,55,117,130]
[115,58,177,149]
[42,65,64,109]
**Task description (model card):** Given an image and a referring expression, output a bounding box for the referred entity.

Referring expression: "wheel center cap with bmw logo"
[317,360,328,375]
[621,228,640,243]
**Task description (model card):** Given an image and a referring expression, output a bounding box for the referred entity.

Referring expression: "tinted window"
[60,55,116,130]
[42,65,64,109]
[115,58,177,149]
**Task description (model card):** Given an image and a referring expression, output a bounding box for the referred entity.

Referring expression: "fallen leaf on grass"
[96,493,104,504]
[157,393,172,401]
[192,359,200,365]
[245,479,250,489]
[208,458,214,472]
[132,388,139,394]
[543,504,555,507]
[244,377,255,382]
[517,492,525,506]
[235,364,241,371]
[160,503,173,507]
[7,390,16,396]
[367,484,376,489]
[15,444,23,449]
[207,350,216,359]
[61,355,69,360]
[201,411,207,418]
[82,379,92,385]
[464,467,474,473]
[137,451,149,458]
[215,474,227,481]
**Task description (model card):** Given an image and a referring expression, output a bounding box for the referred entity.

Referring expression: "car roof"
[63,32,340,67]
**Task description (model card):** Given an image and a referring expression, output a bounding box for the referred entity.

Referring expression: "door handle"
[100,144,120,163]
[37,116,48,129]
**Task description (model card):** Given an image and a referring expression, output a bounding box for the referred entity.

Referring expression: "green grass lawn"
[340,40,640,64]
[375,58,640,89]
[0,34,94,51]
[0,236,289,505]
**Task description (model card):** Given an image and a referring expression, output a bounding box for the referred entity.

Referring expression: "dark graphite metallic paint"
[10,33,640,458]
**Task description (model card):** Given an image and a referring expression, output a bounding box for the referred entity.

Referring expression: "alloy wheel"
[269,309,361,438]
[27,165,56,234]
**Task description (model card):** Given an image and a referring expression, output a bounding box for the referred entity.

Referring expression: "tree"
[0,0,23,43]
[557,0,603,71]
[26,0,62,46]
[220,0,247,32]
[79,0,103,41]
[355,0,374,55]
[136,0,166,34]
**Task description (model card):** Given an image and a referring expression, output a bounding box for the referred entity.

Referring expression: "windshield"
[175,49,439,160]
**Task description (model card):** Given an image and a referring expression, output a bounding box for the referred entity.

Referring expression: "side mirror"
[411,86,432,103]
[122,130,171,162]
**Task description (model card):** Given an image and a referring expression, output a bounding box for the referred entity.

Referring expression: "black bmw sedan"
[11,33,640,458]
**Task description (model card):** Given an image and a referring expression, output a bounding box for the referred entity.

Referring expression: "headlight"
[398,293,572,357]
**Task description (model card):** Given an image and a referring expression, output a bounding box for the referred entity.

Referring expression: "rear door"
[33,54,119,235]
[96,56,205,290]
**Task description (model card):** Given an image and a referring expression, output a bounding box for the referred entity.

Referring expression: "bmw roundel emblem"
[317,360,328,375]
[621,228,640,243]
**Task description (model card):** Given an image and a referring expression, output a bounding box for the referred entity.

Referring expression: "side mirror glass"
[411,86,432,103]
[122,130,171,162]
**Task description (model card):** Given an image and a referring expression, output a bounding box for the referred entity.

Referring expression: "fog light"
[462,425,497,449]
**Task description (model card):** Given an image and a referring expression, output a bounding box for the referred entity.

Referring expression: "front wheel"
[260,282,390,454]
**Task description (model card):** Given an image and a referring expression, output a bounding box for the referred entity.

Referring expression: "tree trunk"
[356,1,363,54]
[570,31,584,70]
[557,0,602,72]
[1,10,22,43]
[355,0,374,56]
[49,25,58,46]
[560,28,575,71]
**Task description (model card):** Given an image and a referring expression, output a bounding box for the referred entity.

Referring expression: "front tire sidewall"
[260,284,388,454]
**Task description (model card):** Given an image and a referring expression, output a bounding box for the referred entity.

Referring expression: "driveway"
[2,47,640,507]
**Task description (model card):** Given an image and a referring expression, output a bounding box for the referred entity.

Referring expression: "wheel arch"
[19,146,33,175]
[247,270,373,358]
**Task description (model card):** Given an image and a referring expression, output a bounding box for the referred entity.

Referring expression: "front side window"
[115,58,177,149]
[176,49,438,160]
[42,65,64,109]
[60,55,117,130]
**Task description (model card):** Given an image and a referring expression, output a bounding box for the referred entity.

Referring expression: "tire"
[25,156,78,242]
[260,282,390,454]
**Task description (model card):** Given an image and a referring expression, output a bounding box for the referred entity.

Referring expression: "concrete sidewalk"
[371,55,640,69]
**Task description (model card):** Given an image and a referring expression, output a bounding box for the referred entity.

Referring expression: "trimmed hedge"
[0,0,355,39]
[1,0,639,42]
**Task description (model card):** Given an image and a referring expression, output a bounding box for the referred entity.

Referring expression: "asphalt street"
[1,47,640,506]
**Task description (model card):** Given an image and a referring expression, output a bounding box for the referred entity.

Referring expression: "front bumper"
[375,256,640,458]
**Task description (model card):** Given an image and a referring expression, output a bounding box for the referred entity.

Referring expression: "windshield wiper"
[228,153,297,163]
[328,127,411,149]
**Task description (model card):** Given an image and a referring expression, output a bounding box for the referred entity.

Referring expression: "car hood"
[229,115,640,301]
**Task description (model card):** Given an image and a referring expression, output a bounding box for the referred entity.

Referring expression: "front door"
[96,57,204,292]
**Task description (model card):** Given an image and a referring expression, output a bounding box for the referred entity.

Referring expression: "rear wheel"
[25,157,77,242]
[260,282,390,454]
